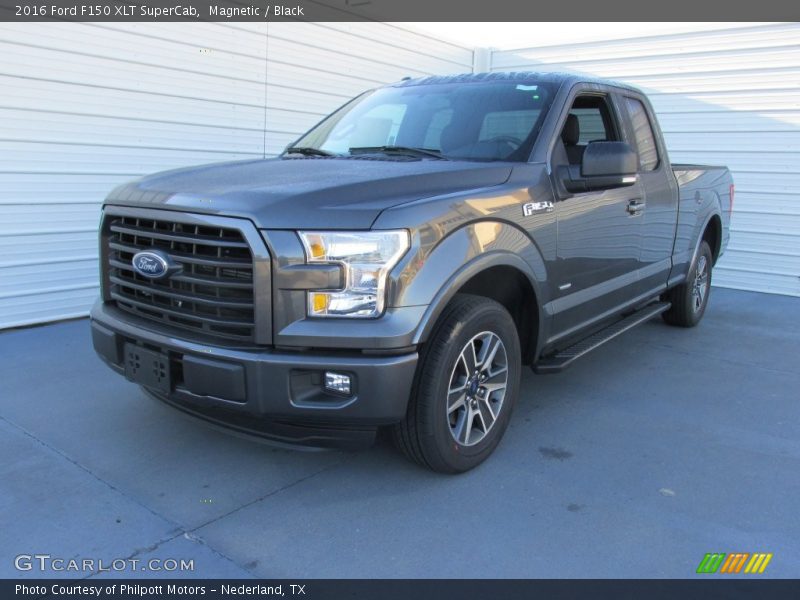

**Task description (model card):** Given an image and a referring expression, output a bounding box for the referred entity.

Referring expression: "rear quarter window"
[624,97,659,171]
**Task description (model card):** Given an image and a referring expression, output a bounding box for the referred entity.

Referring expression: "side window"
[570,108,611,144]
[558,94,619,166]
[624,97,659,171]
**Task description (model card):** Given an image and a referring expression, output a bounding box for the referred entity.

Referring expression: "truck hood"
[105,157,514,229]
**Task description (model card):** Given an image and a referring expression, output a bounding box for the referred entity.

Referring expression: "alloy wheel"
[446,331,509,446]
[692,255,709,312]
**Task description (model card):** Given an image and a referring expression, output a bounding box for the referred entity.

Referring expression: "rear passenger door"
[619,94,679,298]
[549,87,645,340]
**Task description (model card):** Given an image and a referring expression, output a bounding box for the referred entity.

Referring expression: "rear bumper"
[90,301,417,449]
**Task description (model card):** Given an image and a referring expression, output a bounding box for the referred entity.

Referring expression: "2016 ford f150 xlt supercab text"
[91,72,732,473]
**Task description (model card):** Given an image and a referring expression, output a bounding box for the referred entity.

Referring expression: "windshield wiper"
[349,146,445,159]
[284,146,336,157]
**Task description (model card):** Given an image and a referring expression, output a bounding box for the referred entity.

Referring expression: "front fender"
[390,222,550,348]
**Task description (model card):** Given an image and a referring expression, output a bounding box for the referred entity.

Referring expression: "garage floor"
[1,288,798,579]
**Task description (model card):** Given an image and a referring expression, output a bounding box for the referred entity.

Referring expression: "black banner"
[5,579,800,600]
[1,0,799,22]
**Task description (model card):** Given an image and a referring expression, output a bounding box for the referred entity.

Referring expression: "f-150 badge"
[522,201,554,216]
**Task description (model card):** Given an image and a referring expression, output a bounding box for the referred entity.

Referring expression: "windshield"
[290,80,557,162]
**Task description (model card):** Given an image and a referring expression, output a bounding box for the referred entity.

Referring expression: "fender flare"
[689,209,722,276]
[401,223,550,353]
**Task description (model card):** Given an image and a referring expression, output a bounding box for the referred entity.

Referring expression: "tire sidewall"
[421,301,521,471]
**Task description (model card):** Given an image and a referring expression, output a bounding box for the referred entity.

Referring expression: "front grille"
[106,215,256,343]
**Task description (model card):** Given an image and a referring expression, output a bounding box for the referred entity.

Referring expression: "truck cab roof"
[392,71,643,94]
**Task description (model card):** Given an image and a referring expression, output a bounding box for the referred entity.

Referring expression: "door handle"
[627,199,645,215]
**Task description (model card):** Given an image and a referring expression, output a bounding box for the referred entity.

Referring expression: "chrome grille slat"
[106,215,256,343]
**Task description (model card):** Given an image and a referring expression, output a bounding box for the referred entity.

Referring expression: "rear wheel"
[393,294,521,473]
[662,240,713,327]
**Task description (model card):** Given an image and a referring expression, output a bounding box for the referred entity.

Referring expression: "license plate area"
[124,343,171,393]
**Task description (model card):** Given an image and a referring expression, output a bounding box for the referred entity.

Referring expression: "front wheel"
[662,240,713,327]
[393,294,521,473]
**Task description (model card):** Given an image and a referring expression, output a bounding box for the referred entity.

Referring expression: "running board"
[533,302,671,374]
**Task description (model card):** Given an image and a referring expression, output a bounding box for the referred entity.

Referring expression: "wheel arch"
[703,213,723,265]
[687,210,723,276]
[406,223,548,363]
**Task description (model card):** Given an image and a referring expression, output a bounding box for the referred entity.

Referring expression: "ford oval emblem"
[132,250,172,279]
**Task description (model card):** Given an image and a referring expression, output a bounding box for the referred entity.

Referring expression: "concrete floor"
[1,287,798,579]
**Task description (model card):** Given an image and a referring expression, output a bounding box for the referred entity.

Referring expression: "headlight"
[298,230,410,318]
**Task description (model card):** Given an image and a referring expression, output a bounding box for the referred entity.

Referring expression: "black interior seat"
[561,113,585,165]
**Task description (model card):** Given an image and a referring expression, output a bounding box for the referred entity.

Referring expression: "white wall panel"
[490,22,800,296]
[0,22,472,328]
[7,20,791,330]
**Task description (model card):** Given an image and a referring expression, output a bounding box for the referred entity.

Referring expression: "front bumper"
[90,301,418,449]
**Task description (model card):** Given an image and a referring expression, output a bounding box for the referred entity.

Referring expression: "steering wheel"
[483,135,523,150]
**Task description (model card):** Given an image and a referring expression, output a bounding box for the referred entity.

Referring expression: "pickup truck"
[91,72,732,473]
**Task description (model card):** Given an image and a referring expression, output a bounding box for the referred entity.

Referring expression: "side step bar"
[533,301,671,374]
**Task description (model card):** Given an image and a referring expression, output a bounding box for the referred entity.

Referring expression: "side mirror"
[560,142,638,193]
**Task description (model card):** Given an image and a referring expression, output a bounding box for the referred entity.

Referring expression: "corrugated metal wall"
[0,23,473,329]
[3,23,797,330]
[489,22,800,296]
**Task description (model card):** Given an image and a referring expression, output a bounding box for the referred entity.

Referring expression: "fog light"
[324,371,351,396]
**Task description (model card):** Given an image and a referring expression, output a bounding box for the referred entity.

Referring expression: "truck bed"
[671,163,733,272]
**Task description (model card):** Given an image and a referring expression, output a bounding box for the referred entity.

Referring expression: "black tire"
[662,240,713,327]
[392,294,522,473]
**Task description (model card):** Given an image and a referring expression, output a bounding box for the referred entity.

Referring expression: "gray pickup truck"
[91,72,732,473]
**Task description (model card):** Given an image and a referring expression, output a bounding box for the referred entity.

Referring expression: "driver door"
[549,89,645,341]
